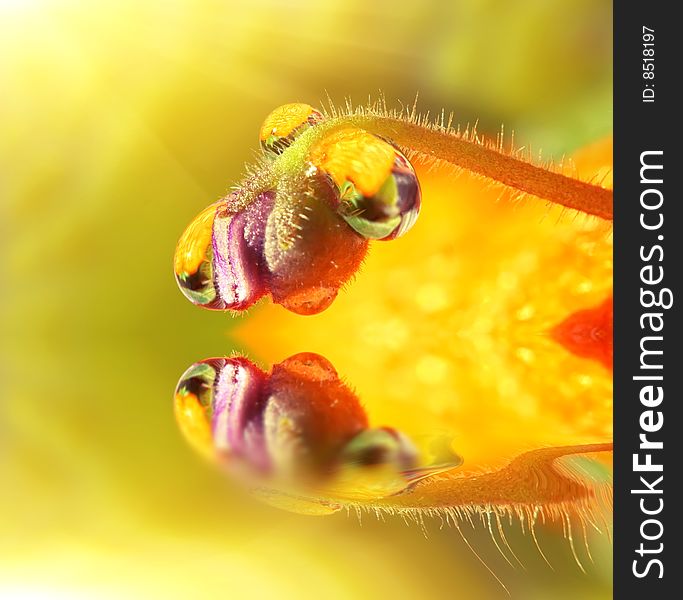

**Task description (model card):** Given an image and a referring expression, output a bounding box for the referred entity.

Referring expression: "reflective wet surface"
[175,352,463,509]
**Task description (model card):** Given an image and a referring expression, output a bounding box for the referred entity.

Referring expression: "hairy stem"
[320,115,613,221]
[371,442,613,510]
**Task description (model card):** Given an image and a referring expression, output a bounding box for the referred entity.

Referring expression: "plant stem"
[371,442,613,510]
[345,116,613,221]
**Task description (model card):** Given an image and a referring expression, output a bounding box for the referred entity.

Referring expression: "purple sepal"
[211,193,274,310]
[212,358,271,472]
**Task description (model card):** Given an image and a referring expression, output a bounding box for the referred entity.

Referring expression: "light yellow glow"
[1,0,613,597]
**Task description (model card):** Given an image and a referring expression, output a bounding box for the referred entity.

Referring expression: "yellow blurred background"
[1,0,612,598]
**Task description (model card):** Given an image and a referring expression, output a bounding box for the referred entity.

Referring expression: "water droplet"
[259,103,324,155]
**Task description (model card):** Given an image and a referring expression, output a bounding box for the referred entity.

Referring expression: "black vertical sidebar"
[614,2,679,596]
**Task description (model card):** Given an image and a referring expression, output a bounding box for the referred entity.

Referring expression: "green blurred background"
[1,0,611,597]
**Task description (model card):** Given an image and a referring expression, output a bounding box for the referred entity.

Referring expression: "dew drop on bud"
[309,128,421,240]
[259,103,324,156]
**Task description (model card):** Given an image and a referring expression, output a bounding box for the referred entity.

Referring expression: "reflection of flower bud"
[340,427,418,471]
[173,353,461,512]
[174,353,368,479]
[174,353,426,486]
[264,353,368,477]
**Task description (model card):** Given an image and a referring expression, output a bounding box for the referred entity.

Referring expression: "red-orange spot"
[551,296,613,370]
